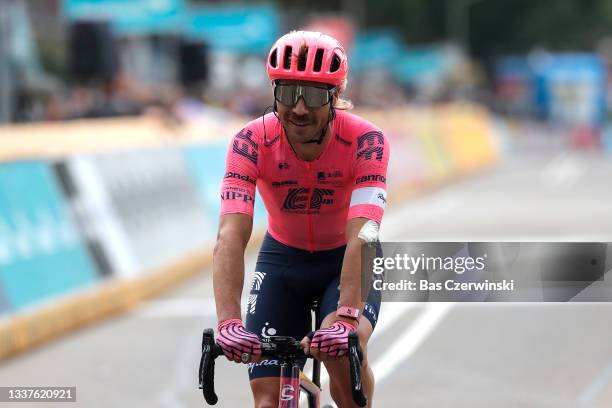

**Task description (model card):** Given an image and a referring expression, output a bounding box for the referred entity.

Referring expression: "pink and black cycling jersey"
[220,109,390,252]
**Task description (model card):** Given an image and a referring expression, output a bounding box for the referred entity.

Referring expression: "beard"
[282,114,327,144]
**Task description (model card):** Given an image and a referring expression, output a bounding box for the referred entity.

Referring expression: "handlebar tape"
[199,329,222,405]
[348,331,368,407]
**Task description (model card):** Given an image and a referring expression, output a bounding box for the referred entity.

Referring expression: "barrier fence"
[0,104,500,360]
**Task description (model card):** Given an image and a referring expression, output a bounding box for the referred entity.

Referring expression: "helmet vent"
[297,46,308,71]
[269,49,278,68]
[283,46,292,69]
[313,49,324,72]
[330,53,341,73]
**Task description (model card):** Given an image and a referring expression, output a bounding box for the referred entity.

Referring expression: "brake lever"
[347,331,367,407]
[199,329,222,405]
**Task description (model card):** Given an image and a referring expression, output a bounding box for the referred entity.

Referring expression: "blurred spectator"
[71,74,145,119]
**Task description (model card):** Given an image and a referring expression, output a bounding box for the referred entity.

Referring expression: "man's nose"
[292,96,309,115]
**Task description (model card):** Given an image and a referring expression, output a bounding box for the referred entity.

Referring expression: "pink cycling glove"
[217,319,262,362]
[310,321,357,357]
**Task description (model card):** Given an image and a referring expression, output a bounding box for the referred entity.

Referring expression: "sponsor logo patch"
[357,131,385,161]
[251,271,266,291]
[247,294,258,314]
[221,187,254,204]
[356,174,386,184]
[317,170,343,181]
[281,385,295,401]
[225,171,256,185]
[271,180,298,188]
[282,188,334,211]
[349,187,387,209]
[248,359,279,374]
[283,188,309,210]
[261,322,278,338]
[232,129,258,164]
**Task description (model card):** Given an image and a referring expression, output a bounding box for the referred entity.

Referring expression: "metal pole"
[0,0,13,123]
[446,0,487,54]
[446,0,460,45]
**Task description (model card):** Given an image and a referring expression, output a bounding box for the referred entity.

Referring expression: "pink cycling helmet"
[266,31,348,86]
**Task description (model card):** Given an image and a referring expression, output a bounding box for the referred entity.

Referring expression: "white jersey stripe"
[350,187,387,209]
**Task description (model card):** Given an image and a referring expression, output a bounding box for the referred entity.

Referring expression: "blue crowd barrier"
[0,161,99,312]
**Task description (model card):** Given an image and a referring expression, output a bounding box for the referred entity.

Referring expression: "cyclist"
[213,30,389,408]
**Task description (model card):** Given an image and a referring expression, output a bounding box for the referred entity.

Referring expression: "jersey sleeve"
[348,128,390,224]
[220,126,260,217]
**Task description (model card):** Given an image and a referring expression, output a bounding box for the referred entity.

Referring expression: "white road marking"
[132,298,217,318]
[370,303,453,382]
[380,193,458,240]
[540,151,583,189]
[370,303,419,341]
[576,360,612,408]
[311,303,452,407]
[150,250,257,408]
[158,326,203,408]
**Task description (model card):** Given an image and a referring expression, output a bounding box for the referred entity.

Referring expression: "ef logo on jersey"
[357,131,385,161]
[282,188,334,212]
[233,129,258,164]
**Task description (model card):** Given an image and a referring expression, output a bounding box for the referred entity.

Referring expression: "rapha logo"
[278,162,290,170]
[377,193,387,204]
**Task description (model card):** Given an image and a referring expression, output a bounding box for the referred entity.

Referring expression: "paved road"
[0,147,611,407]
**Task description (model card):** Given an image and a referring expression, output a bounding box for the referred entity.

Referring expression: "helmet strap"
[272,100,279,118]
[302,102,335,145]
[262,105,278,146]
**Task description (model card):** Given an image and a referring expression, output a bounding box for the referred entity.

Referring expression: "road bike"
[198,329,367,407]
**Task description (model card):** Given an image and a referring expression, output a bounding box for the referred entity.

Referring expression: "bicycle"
[198,329,367,407]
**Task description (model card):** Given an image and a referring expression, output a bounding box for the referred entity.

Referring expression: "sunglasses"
[274,84,336,108]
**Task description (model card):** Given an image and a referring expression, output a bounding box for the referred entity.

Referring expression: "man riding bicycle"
[213,31,390,408]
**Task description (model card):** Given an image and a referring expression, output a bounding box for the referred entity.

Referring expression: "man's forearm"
[338,238,365,310]
[213,237,246,322]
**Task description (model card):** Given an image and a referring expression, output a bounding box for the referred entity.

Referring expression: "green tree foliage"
[470,0,612,59]
[273,0,612,59]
